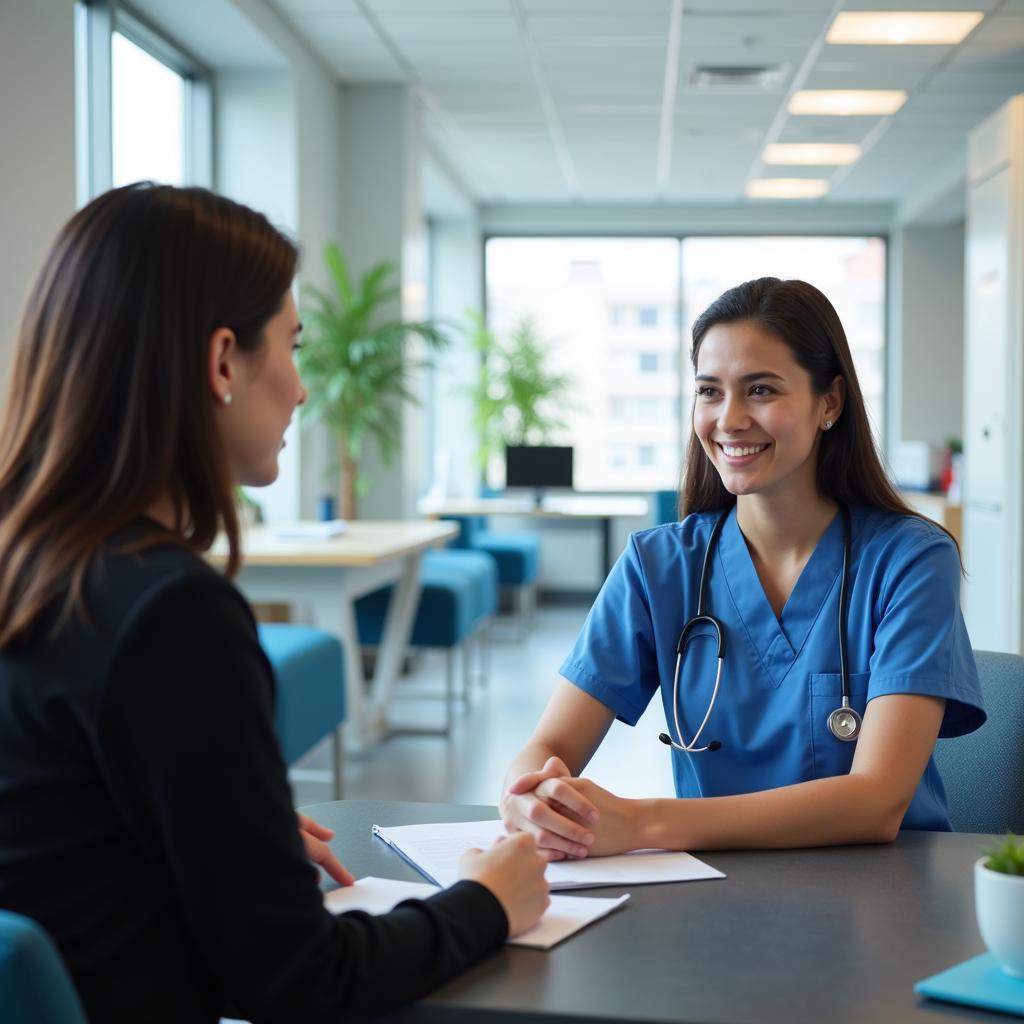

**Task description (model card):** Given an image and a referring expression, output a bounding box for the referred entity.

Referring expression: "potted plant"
[975,833,1024,977]
[298,244,449,519]
[466,312,574,477]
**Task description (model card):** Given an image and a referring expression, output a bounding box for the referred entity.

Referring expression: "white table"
[210,520,458,750]
[420,494,650,578]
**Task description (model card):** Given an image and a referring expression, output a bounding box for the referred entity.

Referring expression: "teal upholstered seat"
[0,910,87,1024]
[355,549,497,734]
[933,649,1024,833]
[443,514,540,634]
[257,624,346,797]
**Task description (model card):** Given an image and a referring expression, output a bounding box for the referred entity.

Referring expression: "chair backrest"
[932,649,1024,834]
[0,910,87,1024]
[652,489,679,526]
[442,515,486,549]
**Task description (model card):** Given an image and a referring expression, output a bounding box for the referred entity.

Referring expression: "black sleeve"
[95,573,508,1023]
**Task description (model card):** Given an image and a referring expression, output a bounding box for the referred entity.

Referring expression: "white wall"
[428,216,482,500]
[339,85,428,520]
[0,0,77,389]
[893,223,966,447]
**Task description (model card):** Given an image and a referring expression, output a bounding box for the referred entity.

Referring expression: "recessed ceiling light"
[763,143,862,166]
[746,179,830,199]
[827,11,983,46]
[789,89,908,116]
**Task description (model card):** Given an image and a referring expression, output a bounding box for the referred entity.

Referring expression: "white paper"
[324,876,630,949]
[272,519,348,539]
[371,819,725,890]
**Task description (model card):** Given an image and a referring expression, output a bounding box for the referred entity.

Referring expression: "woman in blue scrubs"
[500,277,985,857]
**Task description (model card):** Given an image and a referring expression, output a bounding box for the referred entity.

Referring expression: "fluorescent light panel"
[763,143,861,166]
[789,89,908,116]
[827,11,984,46]
[746,178,830,199]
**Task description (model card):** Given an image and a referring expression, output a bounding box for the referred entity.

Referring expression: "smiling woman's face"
[692,319,836,503]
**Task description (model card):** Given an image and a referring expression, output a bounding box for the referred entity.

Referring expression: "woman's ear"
[823,375,846,427]
[208,327,238,407]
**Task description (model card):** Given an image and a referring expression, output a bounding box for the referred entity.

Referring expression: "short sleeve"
[868,529,985,738]
[558,535,660,726]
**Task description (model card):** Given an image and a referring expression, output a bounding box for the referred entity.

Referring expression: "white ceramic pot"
[975,857,1024,978]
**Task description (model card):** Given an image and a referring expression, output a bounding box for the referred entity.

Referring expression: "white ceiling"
[273,0,1024,206]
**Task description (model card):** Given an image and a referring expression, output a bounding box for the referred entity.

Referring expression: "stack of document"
[372,819,726,890]
[325,876,629,949]
[271,519,348,540]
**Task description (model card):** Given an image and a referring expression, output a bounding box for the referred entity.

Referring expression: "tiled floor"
[290,603,675,810]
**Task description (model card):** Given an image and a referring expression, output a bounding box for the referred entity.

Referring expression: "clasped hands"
[500,756,638,860]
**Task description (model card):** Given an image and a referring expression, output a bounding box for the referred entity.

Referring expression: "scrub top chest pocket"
[809,672,870,778]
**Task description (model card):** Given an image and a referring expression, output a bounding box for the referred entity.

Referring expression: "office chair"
[932,649,1024,834]
[0,910,87,1024]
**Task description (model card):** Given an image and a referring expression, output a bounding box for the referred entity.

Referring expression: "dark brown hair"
[0,183,298,647]
[679,277,959,552]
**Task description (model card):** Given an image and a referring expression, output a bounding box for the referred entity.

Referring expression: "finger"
[318,851,355,886]
[506,770,556,796]
[302,832,355,885]
[297,814,334,840]
[534,779,600,824]
[542,756,571,776]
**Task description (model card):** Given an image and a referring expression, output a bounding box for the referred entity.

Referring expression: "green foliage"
[298,243,449,486]
[982,833,1024,876]
[467,312,574,467]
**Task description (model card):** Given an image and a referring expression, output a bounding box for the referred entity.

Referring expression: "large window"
[681,237,886,440]
[112,31,186,187]
[484,235,886,492]
[486,238,682,492]
[77,2,211,202]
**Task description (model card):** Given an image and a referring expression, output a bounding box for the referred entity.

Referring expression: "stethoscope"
[658,504,861,754]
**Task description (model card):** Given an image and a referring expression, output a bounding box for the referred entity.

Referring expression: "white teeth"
[721,443,768,457]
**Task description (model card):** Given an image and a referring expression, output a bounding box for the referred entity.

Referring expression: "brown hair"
[0,183,298,648]
[680,277,959,553]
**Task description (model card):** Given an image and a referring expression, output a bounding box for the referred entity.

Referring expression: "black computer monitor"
[505,446,574,497]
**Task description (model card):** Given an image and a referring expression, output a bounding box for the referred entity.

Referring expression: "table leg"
[366,552,424,727]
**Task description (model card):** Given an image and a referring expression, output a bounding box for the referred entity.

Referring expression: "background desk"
[305,798,998,1024]
[210,521,457,750]
[420,495,649,579]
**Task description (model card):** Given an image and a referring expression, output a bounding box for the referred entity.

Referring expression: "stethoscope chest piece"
[827,702,862,742]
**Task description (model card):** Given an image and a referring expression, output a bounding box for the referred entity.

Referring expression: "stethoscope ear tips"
[706,740,722,751]
[658,733,673,746]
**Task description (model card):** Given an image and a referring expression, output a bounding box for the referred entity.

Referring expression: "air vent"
[690,65,787,90]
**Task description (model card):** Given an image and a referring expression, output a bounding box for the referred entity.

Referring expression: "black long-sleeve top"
[0,523,507,1023]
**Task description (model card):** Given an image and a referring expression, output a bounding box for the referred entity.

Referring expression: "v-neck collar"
[716,506,846,689]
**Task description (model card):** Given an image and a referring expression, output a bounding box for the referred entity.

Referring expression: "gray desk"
[303,798,1000,1024]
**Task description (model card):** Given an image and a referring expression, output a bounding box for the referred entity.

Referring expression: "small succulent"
[982,833,1024,876]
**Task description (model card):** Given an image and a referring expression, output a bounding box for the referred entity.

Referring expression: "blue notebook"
[915,953,1024,1017]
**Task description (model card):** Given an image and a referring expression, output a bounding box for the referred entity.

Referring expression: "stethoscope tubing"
[665,504,859,754]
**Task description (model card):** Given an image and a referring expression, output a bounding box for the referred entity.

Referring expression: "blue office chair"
[932,649,1024,834]
[652,489,679,526]
[0,910,87,1024]
[258,624,346,798]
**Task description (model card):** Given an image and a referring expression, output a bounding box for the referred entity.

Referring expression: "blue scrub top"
[559,505,985,831]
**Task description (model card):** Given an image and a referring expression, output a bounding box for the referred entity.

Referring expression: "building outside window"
[483,235,885,492]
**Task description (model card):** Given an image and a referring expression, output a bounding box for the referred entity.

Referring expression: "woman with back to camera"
[500,277,985,858]
[0,182,548,1023]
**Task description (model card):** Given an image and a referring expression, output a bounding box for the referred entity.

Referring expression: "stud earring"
[824,419,833,430]
[223,393,233,406]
